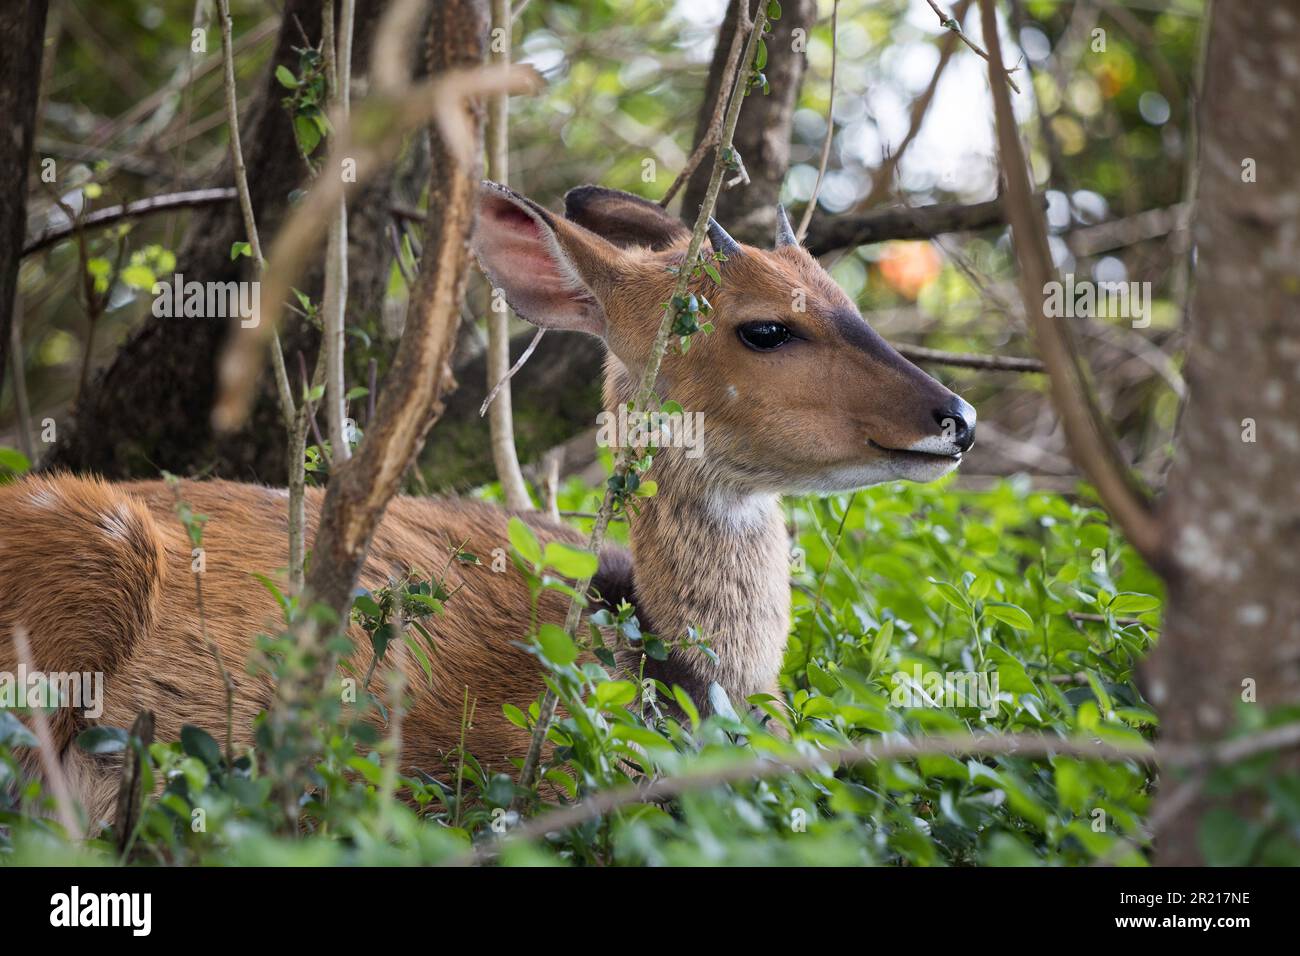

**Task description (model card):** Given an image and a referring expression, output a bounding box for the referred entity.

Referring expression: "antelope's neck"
[623,449,791,711]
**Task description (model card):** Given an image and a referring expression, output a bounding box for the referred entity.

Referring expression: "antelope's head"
[472,183,975,494]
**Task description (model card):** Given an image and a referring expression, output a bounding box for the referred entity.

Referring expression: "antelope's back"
[0,475,599,771]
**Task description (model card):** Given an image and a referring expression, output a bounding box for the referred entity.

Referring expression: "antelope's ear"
[473,182,625,336]
[564,185,690,250]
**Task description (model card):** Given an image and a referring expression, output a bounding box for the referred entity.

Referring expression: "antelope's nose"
[933,397,977,453]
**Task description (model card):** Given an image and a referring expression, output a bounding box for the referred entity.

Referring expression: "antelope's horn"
[775,204,798,248]
[706,217,742,258]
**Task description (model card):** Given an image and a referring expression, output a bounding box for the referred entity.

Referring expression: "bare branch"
[657,1,748,209]
[795,0,839,241]
[462,721,1300,865]
[322,0,357,465]
[927,0,1020,93]
[895,342,1042,373]
[977,0,1163,565]
[12,628,83,841]
[805,196,1006,256]
[485,0,533,509]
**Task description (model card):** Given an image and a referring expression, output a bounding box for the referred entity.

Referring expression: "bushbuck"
[0,183,974,827]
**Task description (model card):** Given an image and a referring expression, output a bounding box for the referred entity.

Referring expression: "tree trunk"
[1147,1,1300,865]
[0,0,50,403]
[681,0,815,244]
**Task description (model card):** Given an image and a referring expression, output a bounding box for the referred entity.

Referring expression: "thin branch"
[485,0,532,510]
[322,0,357,465]
[926,0,1021,93]
[795,0,838,241]
[216,0,295,429]
[12,628,83,841]
[22,187,237,256]
[804,196,1007,256]
[480,326,546,417]
[463,721,1300,865]
[211,65,542,431]
[895,342,1042,373]
[516,3,772,799]
[657,1,749,208]
[978,0,1163,566]
[854,0,970,216]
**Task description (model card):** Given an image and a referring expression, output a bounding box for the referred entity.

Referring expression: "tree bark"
[680,0,815,244]
[1147,1,1300,865]
[0,0,50,403]
[304,0,486,620]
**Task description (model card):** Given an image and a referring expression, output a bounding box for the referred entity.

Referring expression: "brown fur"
[0,475,592,825]
[2,184,972,827]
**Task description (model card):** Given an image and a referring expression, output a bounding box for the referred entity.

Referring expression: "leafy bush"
[0,469,1162,866]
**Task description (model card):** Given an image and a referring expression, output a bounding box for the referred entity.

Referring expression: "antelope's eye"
[737,321,792,352]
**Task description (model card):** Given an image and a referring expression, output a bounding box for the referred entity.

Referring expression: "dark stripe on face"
[829,308,927,377]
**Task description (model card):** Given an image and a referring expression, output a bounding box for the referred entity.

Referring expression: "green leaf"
[508,517,542,566]
[543,541,598,579]
[595,681,637,709]
[537,623,578,666]
[275,65,299,89]
[1198,808,1263,866]
[672,685,701,729]
[0,447,32,473]
[502,703,529,730]
[984,602,1034,630]
[767,0,782,21]
[120,264,155,289]
[294,114,322,155]
[77,725,129,754]
[1108,592,1160,614]
[869,620,894,670]
[230,240,251,261]
[180,724,223,769]
[929,579,971,613]
[0,710,38,747]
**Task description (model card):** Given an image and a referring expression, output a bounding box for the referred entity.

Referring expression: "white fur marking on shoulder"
[100,503,135,541]
[29,488,58,508]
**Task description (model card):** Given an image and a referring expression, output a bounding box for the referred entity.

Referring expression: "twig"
[926,0,1020,93]
[480,327,545,417]
[796,0,839,241]
[216,0,295,429]
[22,187,237,256]
[462,720,1300,865]
[322,0,357,465]
[805,196,1007,256]
[12,628,83,840]
[895,342,1042,373]
[978,0,1163,567]
[484,0,532,510]
[515,3,772,800]
[657,1,749,208]
[854,0,969,216]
